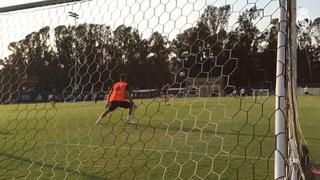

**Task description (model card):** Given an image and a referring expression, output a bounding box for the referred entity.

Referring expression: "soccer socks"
[132,103,138,110]
[95,117,102,125]
[127,115,134,123]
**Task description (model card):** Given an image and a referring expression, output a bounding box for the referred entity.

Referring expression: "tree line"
[0,5,319,101]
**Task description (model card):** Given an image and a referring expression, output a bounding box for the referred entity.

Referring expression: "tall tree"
[146,32,171,88]
[228,6,264,88]
[171,5,232,80]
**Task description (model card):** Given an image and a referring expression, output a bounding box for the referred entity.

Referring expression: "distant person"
[48,89,57,107]
[240,88,245,97]
[304,86,309,95]
[96,73,138,125]
[94,92,98,104]
[230,89,237,97]
[161,83,170,105]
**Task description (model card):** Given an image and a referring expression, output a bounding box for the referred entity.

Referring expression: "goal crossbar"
[0,0,83,13]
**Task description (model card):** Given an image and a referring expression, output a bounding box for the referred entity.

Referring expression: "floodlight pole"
[275,0,287,179]
[68,12,79,93]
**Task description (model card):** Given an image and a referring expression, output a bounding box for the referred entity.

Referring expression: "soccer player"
[93,91,98,104]
[304,86,309,96]
[230,89,237,97]
[48,89,57,107]
[240,88,245,97]
[161,83,170,105]
[96,73,137,125]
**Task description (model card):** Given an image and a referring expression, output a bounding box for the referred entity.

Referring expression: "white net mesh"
[0,0,285,179]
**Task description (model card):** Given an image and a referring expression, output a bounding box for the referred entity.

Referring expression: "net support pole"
[290,3,297,89]
[275,0,288,179]
[287,0,300,179]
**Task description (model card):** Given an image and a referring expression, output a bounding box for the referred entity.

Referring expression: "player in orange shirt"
[96,73,137,125]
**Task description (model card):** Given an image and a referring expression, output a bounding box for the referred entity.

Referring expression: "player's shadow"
[0,152,105,180]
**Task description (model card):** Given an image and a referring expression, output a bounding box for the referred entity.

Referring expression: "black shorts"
[107,101,132,111]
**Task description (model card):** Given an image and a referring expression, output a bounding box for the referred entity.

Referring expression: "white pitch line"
[40,141,274,161]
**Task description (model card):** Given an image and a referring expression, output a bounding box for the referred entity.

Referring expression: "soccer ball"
[179,71,185,77]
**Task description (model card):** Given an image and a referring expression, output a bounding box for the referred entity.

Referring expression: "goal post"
[0,0,82,13]
[274,1,287,178]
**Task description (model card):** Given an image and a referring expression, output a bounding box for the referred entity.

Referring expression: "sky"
[0,0,319,59]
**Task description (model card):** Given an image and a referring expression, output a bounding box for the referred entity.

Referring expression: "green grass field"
[0,96,319,179]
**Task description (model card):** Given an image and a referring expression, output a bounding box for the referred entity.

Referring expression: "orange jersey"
[108,82,128,102]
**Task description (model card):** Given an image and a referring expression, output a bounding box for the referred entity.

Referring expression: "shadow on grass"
[0,152,105,179]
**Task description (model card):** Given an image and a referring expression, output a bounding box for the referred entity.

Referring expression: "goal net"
[0,0,306,179]
[252,88,270,97]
